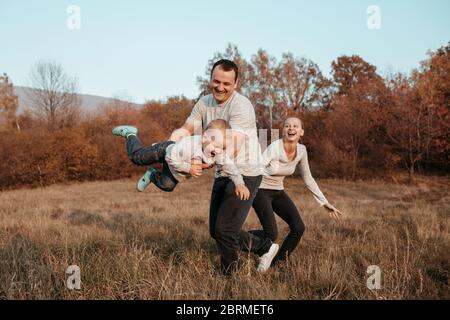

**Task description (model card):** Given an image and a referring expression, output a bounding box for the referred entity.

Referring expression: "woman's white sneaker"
[257,243,279,273]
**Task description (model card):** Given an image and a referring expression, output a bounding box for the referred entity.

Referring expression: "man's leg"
[209,177,227,240]
[214,176,272,273]
[126,136,174,166]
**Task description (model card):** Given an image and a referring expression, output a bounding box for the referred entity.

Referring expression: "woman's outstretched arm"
[297,146,343,220]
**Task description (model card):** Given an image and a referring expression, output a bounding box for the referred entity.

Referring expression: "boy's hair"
[204,119,232,146]
[205,119,232,131]
[211,59,239,82]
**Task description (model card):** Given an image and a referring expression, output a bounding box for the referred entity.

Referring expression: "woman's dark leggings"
[251,189,305,263]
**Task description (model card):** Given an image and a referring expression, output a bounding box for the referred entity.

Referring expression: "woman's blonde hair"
[282,117,303,129]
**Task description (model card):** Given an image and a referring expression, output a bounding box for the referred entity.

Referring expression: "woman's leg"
[126,136,174,166]
[271,191,305,262]
[251,189,279,242]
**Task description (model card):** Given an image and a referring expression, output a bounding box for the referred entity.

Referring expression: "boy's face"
[202,128,226,157]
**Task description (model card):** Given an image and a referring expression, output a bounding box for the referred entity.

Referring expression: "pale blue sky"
[1,0,449,103]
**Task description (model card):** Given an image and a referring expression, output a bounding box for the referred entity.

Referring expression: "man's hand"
[189,164,202,178]
[235,184,250,201]
[323,203,343,221]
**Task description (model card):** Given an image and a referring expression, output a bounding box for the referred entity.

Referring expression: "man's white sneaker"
[257,243,279,273]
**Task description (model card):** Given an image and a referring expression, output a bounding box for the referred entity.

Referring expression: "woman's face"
[282,117,304,143]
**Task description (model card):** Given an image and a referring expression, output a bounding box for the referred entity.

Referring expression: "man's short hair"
[211,59,239,82]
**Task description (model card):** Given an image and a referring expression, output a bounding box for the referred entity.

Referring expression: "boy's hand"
[323,203,343,221]
[235,184,250,201]
[190,159,213,170]
[201,163,214,170]
[189,164,203,178]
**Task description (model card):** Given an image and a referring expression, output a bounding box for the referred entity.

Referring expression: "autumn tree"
[385,74,425,182]
[385,45,450,182]
[414,43,450,170]
[0,73,19,130]
[326,56,392,179]
[331,55,383,98]
[27,60,81,129]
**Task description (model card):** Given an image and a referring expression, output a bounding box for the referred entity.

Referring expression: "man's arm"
[169,122,194,142]
[169,98,203,142]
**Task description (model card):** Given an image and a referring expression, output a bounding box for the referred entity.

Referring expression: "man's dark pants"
[209,175,272,273]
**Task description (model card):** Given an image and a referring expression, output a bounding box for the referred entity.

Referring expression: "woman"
[252,117,342,270]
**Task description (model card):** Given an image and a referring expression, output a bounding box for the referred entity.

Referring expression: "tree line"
[0,43,448,189]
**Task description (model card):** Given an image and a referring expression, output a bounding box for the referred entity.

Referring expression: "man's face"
[210,66,238,104]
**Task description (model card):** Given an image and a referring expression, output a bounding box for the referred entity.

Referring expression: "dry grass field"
[0,171,448,300]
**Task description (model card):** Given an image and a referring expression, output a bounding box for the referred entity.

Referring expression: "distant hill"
[13,86,142,114]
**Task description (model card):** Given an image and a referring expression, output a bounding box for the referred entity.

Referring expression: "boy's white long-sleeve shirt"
[260,139,328,206]
[165,136,245,186]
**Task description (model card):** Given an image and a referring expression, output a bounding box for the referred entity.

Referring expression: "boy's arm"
[165,155,191,174]
[165,142,191,174]
[216,152,244,186]
[226,130,246,159]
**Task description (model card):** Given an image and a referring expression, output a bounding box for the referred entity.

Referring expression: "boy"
[112,119,250,200]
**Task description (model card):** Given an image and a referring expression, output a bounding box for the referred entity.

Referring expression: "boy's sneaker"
[137,168,158,192]
[112,126,138,138]
[257,243,280,273]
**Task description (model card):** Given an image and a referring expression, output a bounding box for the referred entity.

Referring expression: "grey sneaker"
[112,125,138,138]
[257,243,280,273]
[137,168,158,192]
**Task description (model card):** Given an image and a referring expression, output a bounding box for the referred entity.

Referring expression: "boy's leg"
[149,161,178,192]
[126,136,174,166]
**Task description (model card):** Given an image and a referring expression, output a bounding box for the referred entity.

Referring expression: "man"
[170,59,279,274]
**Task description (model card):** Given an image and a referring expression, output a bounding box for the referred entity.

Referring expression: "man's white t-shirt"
[186,91,262,177]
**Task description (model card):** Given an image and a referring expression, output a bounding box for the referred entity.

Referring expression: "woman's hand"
[323,203,343,221]
[235,184,250,201]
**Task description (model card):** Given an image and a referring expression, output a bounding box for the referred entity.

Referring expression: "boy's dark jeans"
[209,175,272,274]
[126,135,178,192]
